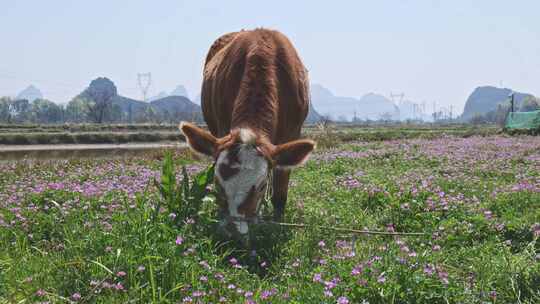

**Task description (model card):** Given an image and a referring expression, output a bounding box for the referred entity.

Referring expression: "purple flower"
[337,296,349,304]
[116,271,126,277]
[71,293,82,301]
[192,290,205,297]
[313,273,322,282]
[318,240,326,247]
[36,289,46,297]
[175,236,184,245]
[424,264,435,276]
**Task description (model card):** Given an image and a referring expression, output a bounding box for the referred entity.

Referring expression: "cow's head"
[179,122,315,236]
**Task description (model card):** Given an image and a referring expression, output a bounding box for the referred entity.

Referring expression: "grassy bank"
[0,123,500,145]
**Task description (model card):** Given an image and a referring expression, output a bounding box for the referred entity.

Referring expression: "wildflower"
[377,274,386,283]
[423,264,435,276]
[351,265,363,276]
[432,245,441,251]
[192,290,205,297]
[199,276,208,282]
[199,260,211,270]
[337,296,350,304]
[116,271,126,277]
[214,273,224,281]
[318,240,326,247]
[182,296,193,303]
[175,236,184,245]
[244,291,254,298]
[324,280,337,290]
[36,289,46,297]
[229,257,238,265]
[71,293,82,301]
[324,290,334,297]
[137,265,146,272]
[168,213,177,220]
[313,273,322,282]
[489,290,497,300]
[357,278,368,286]
[261,289,276,300]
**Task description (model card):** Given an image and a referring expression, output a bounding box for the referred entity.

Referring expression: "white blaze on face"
[215,131,268,234]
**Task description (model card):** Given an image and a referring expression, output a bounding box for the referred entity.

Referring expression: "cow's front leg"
[271,169,291,221]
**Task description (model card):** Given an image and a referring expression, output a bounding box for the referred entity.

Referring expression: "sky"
[1,0,539,114]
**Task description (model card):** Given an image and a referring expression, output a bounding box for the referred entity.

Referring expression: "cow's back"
[201,29,309,144]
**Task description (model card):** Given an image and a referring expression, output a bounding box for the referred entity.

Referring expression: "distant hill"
[147,91,169,102]
[305,102,322,124]
[150,96,202,121]
[461,86,533,120]
[310,84,398,121]
[170,85,189,98]
[16,85,43,102]
[113,95,202,122]
[148,85,190,102]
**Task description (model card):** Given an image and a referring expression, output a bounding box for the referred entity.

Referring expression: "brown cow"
[180,28,315,235]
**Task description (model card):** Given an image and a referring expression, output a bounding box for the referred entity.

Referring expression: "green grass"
[0,134,539,303]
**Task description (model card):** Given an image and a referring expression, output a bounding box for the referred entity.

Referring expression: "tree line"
[0,78,202,124]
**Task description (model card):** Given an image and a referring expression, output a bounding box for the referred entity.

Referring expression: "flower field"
[1,134,539,303]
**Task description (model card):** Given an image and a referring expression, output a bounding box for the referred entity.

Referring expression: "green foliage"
[154,151,215,225]
[0,134,539,303]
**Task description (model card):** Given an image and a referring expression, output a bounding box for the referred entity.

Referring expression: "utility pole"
[137,73,152,102]
[390,92,404,121]
[390,92,405,106]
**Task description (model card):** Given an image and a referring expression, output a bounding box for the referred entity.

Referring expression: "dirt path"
[0,142,187,152]
[0,142,188,161]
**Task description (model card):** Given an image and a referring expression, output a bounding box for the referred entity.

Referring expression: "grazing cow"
[180,28,315,235]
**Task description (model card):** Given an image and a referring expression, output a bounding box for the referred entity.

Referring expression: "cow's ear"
[179,122,218,157]
[271,139,316,169]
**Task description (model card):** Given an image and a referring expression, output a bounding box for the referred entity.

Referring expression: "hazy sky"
[1,1,539,113]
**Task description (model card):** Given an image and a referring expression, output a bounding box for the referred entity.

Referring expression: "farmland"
[0,129,539,303]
